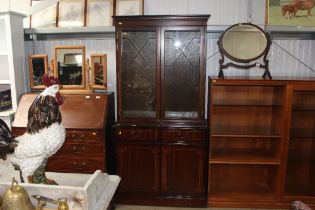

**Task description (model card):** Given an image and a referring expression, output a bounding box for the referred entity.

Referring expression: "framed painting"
[115,0,144,16]
[87,0,114,26]
[54,45,86,89]
[30,0,57,28]
[91,54,107,89]
[267,0,315,27]
[28,54,49,90]
[58,0,85,27]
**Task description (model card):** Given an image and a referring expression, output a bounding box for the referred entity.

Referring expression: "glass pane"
[164,30,200,119]
[122,31,157,118]
[285,90,315,197]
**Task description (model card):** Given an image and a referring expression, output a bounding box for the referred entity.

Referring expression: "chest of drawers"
[11,92,114,174]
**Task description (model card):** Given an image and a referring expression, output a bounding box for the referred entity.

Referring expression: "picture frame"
[28,54,49,90]
[267,0,315,27]
[115,0,144,16]
[54,45,86,89]
[91,54,107,89]
[30,0,57,28]
[58,0,85,27]
[87,0,114,26]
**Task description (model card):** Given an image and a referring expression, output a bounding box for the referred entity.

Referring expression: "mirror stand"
[218,23,272,80]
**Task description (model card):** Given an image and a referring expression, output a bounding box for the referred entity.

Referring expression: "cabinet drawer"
[162,130,205,141]
[47,156,104,173]
[55,142,104,156]
[115,128,159,141]
[66,130,102,142]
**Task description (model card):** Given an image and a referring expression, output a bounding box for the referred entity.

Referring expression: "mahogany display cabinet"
[11,92,115,174]
[208,76,315,208]
[113,15,210,207]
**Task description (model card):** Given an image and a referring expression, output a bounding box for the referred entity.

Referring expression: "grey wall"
[24,0,315,118]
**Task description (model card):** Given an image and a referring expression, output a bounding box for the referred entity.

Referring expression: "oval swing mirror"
[218,23,272,79]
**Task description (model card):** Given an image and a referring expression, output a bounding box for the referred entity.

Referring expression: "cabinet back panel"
[210,137,280,160]
[285,162,315,196]
[210,164,277,184]
[211,106,283,130]
[212,85,285,106]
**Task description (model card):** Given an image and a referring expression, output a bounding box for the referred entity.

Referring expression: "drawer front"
[115,128,159,141]
[162,129,205,141]
[47,156,104,173]
[55,142,104,156]
[66,130,103,142]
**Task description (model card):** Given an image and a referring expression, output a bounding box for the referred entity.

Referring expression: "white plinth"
[0,163,120,210]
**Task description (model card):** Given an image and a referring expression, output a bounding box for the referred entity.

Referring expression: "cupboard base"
[117,194,207,208]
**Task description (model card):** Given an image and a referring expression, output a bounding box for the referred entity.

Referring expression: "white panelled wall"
[21,0,315,119]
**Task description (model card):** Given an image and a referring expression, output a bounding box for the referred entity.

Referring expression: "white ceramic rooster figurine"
[0,74,65,184]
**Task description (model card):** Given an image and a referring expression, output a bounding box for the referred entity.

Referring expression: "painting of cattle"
[267,0,315,26]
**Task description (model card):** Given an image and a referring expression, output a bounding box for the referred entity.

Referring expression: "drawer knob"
[72,162,87,170]
[118,131,122,135]
[72,146,86,153]
[71,134,75,138]
[80,134,85,138]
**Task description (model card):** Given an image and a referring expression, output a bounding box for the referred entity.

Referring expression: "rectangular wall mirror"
[54,45,86,89]
[28,54,48,90]
[91,54,107,90]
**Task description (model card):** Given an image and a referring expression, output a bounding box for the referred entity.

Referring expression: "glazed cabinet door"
[161,145,207,196]
[284,87,315,199]
[117,28,159,120]
[116,144,160,194]
[161,27,206,120]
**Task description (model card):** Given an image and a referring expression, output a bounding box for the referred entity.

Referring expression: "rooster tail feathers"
[0,119,17,160]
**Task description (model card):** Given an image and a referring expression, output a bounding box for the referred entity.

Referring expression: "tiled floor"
[115,206,285,210]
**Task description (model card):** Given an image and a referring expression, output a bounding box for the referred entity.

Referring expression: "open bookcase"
[208,77,315,208]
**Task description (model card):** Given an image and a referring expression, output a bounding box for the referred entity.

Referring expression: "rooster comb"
[42,74,60,87]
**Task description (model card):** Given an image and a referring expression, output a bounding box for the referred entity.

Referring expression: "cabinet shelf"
[292,105,315,111]
[285,185,315,197]
[211,125,281,137]
[208,183,277,201]
[290,129,315,138]
[213,99,283,107]
[210,149,281,165]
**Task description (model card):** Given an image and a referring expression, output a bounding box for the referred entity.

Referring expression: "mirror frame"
[54,45,86,89]
[91,54,107,90]
[28,54,49,90]
[218,23,272,79]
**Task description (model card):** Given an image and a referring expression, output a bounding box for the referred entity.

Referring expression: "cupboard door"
[116,144,160,194]
[285,90,315,197]
[119,30,158,119]
[161,145,207,196]
[162,28,204,120]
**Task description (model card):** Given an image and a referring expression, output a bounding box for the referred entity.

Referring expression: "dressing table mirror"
[218,23,272,79]
[91,54,107,90]
[54,45,86,89]
[28,54,48,90]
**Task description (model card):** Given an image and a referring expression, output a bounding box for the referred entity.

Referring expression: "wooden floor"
[115,206,287,210]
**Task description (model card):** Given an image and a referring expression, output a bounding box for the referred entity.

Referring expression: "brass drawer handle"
[72,162,87,170]
[72,146,86,154]
[177,132,190,139]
